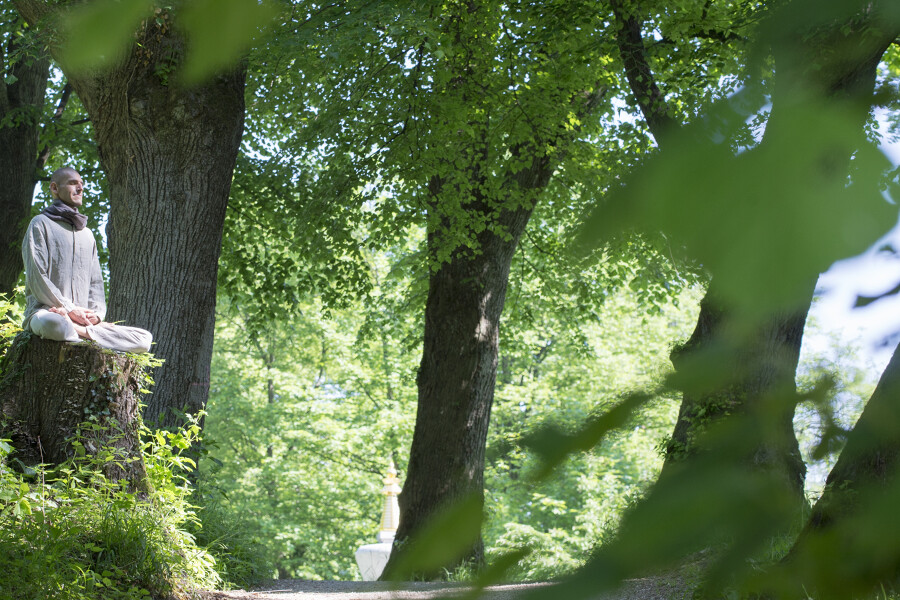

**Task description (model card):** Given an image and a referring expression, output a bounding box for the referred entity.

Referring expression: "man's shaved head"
[50,167,80,186]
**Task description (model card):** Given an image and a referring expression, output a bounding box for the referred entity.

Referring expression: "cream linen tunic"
[22,214,106,330]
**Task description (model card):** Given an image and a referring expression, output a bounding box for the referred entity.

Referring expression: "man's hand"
[46,306,95,338]
[47,306,100,326]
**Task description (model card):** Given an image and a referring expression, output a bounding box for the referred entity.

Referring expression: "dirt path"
[201,574,695,600]
[202,581,550,600]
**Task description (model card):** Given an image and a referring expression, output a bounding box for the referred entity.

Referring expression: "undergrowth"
[0,291,267,599]
[0,415,268,599]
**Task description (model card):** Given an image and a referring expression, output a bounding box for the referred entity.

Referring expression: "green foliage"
[384,492,484,581]
[0,281,263,599]
[484,289,702,580]
[795,325,879,497]
[0,419,220,599]
[0,414,272,598]
[188,478,274,589]
[56,0,154,73]
[54,0,279,83]
[203,262,421,578]
[580,94,895,320]
[13,0,900,595]
[178,0,279,84]
[204,248,702,581]
[0,291,24,348]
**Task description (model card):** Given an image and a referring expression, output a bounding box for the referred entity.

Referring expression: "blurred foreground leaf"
[578,100,896,322]
[382,492,482,580]
[58,0,154,73]
[524,392,652,480]
[179,0,278,84]
[458,548,532,600]
[855,281,900,308]
[523,397,804,600]
[744,473,900,600]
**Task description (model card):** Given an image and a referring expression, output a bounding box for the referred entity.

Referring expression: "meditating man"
[22,166,153,354]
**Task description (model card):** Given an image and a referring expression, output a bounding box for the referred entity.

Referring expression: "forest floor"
[201,570,696,600]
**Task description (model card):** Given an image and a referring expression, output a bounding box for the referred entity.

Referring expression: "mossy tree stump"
[0,332,149,488]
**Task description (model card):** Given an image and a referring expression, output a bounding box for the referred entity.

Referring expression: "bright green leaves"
[178,0,279,84]
[54,0,279,83]
[57,0,154,73]
[524,392,654,481]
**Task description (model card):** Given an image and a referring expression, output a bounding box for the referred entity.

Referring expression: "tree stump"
[0,332,149,488]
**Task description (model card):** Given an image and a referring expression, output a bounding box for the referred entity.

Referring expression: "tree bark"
[0,333,149,487]
[663,283,812,496]
[383,52,605,571]
[806,341,900,528]
[609,0,809,498]
[13,1,246,428]
[0,32,49,297]
[751,340,900,599]
[385,186,539,578]
[777,8,900,573]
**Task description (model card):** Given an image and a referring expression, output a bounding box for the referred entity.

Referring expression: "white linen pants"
[29,309,153,354]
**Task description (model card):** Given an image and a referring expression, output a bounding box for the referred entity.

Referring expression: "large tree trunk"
[0,32,49,297]
[386,198,535,577]
[663,283,812,496]
[752,341,900,599]
[610,1,808,498]
[381,117,603,574]
[656,3,897,500]
[13,1,246,428]
[0,333,149,487]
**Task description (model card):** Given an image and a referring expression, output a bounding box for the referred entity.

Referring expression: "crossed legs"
[29,309,153,354]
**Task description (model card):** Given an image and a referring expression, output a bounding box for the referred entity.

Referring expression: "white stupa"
[355,460,401,581]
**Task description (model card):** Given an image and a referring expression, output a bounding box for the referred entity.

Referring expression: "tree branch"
[10,0,53,28]
[35,81,73,174]
[609,0,677,146]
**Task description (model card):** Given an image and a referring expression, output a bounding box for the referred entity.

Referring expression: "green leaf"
[383,492,483,579]
[179,0,279,84]
[462,548,532,599]
[524,392,652,480]
[57,0,154,73]
[16,498,32,516]
[577,99,895,322]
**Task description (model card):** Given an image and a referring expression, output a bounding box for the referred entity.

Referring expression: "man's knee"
[30,311,78,342]
[131,330,153,354]
[87,323,153,354]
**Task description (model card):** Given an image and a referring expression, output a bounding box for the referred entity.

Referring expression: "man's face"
[51,171,84,208]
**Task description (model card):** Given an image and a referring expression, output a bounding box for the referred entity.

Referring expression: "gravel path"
[200,573,696,600]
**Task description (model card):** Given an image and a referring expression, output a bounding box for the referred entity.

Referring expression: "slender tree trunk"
[805,341,900,529]
[0,35,48,297]
[13,1,246,428]
[608,0,810,497]
[758,341,900,599]
[388,198,535,576]
[776,13,900,577]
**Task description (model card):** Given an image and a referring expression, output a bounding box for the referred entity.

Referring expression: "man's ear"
[49,182,57,197]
